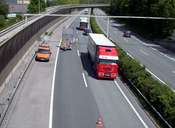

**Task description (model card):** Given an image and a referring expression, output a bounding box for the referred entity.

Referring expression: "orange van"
[35,46,51,62]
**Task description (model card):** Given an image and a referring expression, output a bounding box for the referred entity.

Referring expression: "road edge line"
[49,39,61,128]
[114,80,148,128]
[145,68,166,85]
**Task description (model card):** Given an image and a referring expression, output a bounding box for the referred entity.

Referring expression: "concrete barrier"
[0,8,70,85]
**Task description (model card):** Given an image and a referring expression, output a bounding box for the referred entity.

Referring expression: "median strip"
[90,14,175,128]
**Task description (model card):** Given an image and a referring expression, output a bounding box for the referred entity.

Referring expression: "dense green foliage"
[0,0,22,30]
[80,0,109,4]
[90,17,104,34]
[0,15,22,31]
[28,0,46,13]
[55,0,79,4]
[109,0,175,38]
[46,1,58,7]
[53,0,108,5]
[0,0,8,17]
[90,16,175,127]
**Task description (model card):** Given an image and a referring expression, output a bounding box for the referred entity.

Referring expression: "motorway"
[52,13,157,128]
[3,9,158,128]
[1,10,79,128]
[94,9,175,90]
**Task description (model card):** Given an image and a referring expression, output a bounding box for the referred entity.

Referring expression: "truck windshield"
[99,59,118,64]
[80,22,87,27]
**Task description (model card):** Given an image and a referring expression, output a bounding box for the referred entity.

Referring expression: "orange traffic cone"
[96,117,104,128]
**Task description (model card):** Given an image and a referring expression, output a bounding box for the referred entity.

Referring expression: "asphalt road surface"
[94,9,175,90]
[2,11,80,128]
[52,13,157,128]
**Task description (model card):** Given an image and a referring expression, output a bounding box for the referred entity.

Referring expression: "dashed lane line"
[82,72,88,88]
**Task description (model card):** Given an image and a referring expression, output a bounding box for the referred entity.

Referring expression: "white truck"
[79,17,88,30]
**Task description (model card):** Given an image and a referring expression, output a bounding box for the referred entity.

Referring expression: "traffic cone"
[96,117,104,128]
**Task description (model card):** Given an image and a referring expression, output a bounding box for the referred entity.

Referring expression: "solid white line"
[172,70,175,74]
[127,52,134,59]
[159,52,175,62]
[145,68,166,85]
[77,49,80,56]
[151,48,157,51]
[49,39,61,128]
[114,80,149,128]
[82,72,88,88]
[151,47,175,62]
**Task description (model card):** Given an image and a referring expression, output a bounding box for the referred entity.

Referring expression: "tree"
[109,0,175,38]
[55,0,79,4]
[0,0,8,18]
[28,0,46,13]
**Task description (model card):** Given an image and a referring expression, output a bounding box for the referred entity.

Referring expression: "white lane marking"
[127,52,134,59]
[132,36,146,45]
[77,49,80,57]
[114,80,149,128]
[82,72,88,88]
[49,39,61,128]
[139,49,149,56]
[151,47,175,62]
[145,68,166,85]
[159,52,175,62]
[151,48,157,51]
[172,70,175,74]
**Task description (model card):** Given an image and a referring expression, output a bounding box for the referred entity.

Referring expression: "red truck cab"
[88,33,119,79]
[96,46,118,79]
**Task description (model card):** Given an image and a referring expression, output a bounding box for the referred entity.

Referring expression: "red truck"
[88,33,119,79]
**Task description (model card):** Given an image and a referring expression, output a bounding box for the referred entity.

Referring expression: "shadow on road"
[80,52,96,78]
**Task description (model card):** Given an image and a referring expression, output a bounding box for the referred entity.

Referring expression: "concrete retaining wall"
[0,8,70,84]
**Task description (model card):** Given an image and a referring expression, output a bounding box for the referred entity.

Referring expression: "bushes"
[90,16,175,127]
[0,15,22,31]
[118,46,175,127]
[90,17,104,34]
[28,0,46,13]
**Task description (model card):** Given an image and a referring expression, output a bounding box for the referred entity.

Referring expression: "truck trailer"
[87,33,119,79]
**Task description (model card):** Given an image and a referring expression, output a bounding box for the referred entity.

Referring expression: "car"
[123,31,131,38]
[83,28,91,35]
[35,46,51,62]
